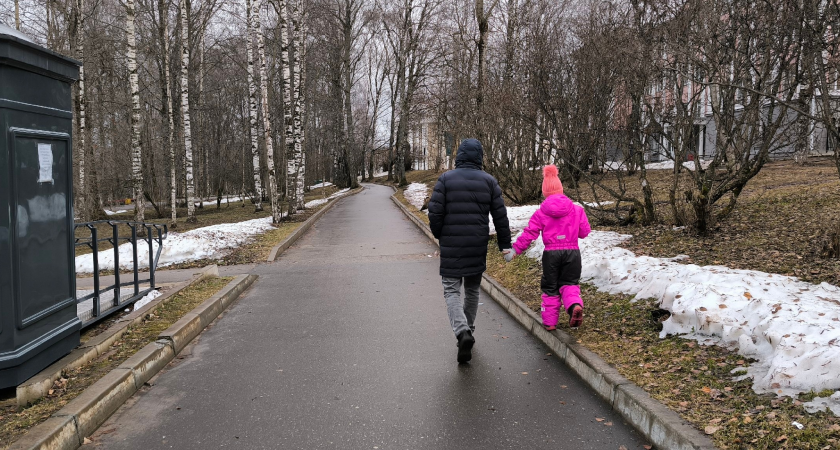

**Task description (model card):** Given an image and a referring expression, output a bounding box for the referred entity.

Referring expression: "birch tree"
[156,0,178,225]
[127,0,144,222]
[72,0,88,219]
[253,0,280,222]
[278,0,296,210]
[246,0,263,211]
[181,0,197,223]
[292,0,306,209]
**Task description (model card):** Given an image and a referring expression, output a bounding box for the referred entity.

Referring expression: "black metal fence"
[74,221,168,328]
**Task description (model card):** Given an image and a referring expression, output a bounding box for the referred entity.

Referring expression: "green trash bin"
[0,25,82,389]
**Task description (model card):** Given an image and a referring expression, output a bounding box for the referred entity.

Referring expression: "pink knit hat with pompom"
[542,165,564,197]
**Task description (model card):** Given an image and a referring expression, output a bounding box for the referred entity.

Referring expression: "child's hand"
[502,249,515,262]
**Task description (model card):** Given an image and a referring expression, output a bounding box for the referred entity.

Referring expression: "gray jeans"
[442,275,482,336]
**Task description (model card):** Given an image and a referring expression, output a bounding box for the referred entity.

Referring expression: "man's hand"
[502,249,515,262]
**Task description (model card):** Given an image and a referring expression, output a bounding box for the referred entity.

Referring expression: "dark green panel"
[0,27,80,389]
[11,131,73,327]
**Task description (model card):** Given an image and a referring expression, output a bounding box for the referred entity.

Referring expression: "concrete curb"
[267,187,364,262]
[390,193,717,450]
[16,265,220,408]
[8,274,257,450]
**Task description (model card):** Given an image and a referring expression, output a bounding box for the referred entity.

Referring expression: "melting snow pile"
[501,204,840,412]
[76,217,277,273]
[310,181,334,189]
[195,196,244,208]
[404,183,429,211]
[304,188,350,209]
[489,205,540,236]
[133,289,162,310]
[105,209,128,216]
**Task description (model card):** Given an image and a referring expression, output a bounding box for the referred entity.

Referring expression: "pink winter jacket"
[512,194,591,255]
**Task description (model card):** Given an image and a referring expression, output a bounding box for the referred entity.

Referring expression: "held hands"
[502,249,515,263]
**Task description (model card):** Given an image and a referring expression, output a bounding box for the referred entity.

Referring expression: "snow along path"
[496,205,840,412]
[404,183,428,211]
[304,188,350,209]
[75,216,278,273]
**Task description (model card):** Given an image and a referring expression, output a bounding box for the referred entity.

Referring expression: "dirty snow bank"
[304,188,350,209]
[404,183,428,211]
[75,217,277,273]
[503,205,840,407]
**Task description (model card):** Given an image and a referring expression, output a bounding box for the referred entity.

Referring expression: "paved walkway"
[76,265,255,289]
[84,184,648,449]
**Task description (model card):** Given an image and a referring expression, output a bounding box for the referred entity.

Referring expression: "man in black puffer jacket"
[428,138,512,363]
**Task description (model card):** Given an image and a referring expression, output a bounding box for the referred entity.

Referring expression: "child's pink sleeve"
[513,210,543,254]
[578,207,591,239]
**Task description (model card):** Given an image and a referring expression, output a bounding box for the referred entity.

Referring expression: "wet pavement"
[84,184,648,449]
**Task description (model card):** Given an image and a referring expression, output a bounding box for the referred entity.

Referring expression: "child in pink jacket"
[507,165,591,330]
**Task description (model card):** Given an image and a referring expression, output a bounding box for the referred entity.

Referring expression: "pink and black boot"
[560,285,584,328]
[541,293,561,331]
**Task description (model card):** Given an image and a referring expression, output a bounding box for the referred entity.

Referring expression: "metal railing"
[74,220,168,328]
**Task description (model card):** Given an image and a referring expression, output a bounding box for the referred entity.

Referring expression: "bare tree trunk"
[199,29,208,201]
[74,0,88,220]
[474,0,488,142]
[159,0,177,226]
[292,0,307,208]
[245,0,263,211]
[127,0,144,222]
[15,0,20,30]
[278,0,296,210]
[253,0,280,222]
[181,0,196,223]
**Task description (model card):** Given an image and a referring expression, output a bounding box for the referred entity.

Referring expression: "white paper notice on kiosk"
[37,143,53,183]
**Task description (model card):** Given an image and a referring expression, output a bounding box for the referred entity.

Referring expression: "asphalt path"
[84,184,648,449]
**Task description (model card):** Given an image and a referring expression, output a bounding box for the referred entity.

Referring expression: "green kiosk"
[0,25,82,389]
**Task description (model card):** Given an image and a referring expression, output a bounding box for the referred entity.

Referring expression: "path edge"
[389,192,717,450]
[9,274,257,450]
[267,187,364,262]
[16,264,221,408]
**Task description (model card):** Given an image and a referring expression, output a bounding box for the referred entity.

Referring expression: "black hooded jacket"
[428,139,512,278]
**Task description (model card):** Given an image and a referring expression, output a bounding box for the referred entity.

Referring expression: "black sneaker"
[456,331,475,363]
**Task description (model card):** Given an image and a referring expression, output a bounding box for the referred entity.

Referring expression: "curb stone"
[390,192,718,450]
[8,274,257,450]
[267,187,364,262]
[16,264,220,408]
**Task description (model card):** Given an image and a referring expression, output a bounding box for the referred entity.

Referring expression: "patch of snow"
[490,205,540,236]
[133,289,162,310]
[304,188,351,209]
[196,197,243,208]
[804,391,840,416]
[404,183,428,210]
[76,216,278,273]
[505,208,840,404]
[105,209,128,216]
[582,201,614,208]
[310,182,333,189]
